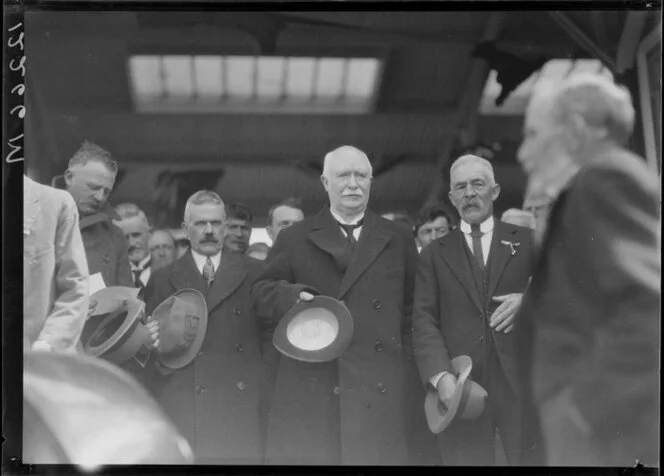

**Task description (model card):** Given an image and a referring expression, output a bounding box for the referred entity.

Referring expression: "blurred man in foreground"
[516,73,659,466]
[24,175,89,353]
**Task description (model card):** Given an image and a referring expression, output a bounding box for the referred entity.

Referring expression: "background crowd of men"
[22,72,659,467]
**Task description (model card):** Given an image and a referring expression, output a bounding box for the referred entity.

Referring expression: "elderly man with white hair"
[413,154,539,465]
[251,146,438,465]
[516,74,659,466]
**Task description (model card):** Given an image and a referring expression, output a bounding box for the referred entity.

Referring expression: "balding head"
[321,146,373,220]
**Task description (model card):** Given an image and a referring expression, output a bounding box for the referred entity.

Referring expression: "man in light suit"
[23,175,89,353]
[143,190,266,464]
[516,74,659,466]
[251,146,438,465]
[412,155,538,465]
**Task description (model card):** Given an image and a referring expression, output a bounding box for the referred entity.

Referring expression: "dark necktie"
[202,257,215,288]
[470,224,485,271]
[338,220,363,252]
[132,260,150,288]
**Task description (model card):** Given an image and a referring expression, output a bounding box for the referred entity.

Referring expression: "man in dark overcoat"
[412,154,538,465]
[516,73,659,466]
[251,146,438,465]
[143,190,266,464]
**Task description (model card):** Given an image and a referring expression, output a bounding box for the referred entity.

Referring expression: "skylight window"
[480,58,614,115]
[128,55,382,114]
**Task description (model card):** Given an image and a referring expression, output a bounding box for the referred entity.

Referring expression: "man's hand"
[436,373,458,409]
[31,340,53,352]
[490,293,523,333]
[145,315,160,349]
[298,291,315,302]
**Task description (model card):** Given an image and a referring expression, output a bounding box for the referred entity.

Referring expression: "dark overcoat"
[143,251,266,464]
[516,146,660,466]
[251,207,438,465]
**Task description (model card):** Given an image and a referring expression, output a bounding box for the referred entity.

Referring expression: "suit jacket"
[251,207,438,465]
[143,251,266,464]
[412,220,534,395]
[517,145,660,466]
[23,176,90,352]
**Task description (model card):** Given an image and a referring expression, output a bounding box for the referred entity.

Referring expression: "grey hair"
[114,203,150,230]
[534,73,635,144]
[183,190,225,224]
[449,154,496,185]
[322,145,373,179]
[68,140,118,174]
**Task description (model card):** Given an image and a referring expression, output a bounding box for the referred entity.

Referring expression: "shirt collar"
[191,249,222,272]
[131,254,151,271]
[329,208,365,226]
[459,216,494,234]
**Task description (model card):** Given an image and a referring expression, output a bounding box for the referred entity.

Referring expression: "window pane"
[162,55,194,98]
[257,57,285,100]
[193,56,223,99]
[226,56,255,98]
[314,58,346,100]
[285,57,315,101]
[129,56,163,98]
[345,58,379,100]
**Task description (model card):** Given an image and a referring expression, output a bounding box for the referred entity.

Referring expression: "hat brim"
[273,296,353,363]
[154,288,208,370]
[424,355,477,434]
[83,299,145,360]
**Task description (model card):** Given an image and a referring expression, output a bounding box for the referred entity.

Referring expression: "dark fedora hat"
[82,287,149,365]
[151,288,208,370]
[424,355,488,434]
[273,295,353,363]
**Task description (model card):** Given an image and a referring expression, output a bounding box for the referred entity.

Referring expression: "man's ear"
[320,175,328,189]
[64,169,73,187]
[492,183,501,202]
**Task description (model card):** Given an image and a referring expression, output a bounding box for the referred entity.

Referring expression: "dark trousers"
[437,348,532,466]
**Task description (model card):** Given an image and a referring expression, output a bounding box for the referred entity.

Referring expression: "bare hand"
[31,340,53,352]
[436,373,458,409]
[146,315,160,349]
[298,291,315,302]
[490,293,523,333]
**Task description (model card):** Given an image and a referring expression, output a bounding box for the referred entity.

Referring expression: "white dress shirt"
[458,216,494,266]
[330,209,364,242]
[430,215,494,388]
[131,254,152,287]
[191,249,222,276]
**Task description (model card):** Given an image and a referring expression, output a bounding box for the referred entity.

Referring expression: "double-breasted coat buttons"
[372,299,382,310]
[374,341,383,352]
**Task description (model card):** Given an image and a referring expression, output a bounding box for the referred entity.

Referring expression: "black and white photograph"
[3,2,661,471]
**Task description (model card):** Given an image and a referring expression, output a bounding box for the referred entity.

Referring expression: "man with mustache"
[251,146,438,465]
[412,155,539,465]
[143,190,266,464]
[114,203,152,293]
[52,141,133,288]
[516,74,659,466]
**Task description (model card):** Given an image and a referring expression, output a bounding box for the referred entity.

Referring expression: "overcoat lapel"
[206,252,247,312]
[486,221,518,299]
[307,208,352,273]
[169,252,208,296]
[438,229,484,313]
[338,211,393,300]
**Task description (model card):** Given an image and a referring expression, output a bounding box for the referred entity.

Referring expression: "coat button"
[377,383,386,393]
[372,299,382,310]
[374,341,383,352]
[479,336,485,342]
[333,386,341,395]
[234,307,241,316]
[237,381,246,391]
[198,350,204,357]
[195,385,206,395]
[236,344,243,352]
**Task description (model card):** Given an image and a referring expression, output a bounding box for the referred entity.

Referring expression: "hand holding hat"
[145,316,160,349]
[436,372,458,410]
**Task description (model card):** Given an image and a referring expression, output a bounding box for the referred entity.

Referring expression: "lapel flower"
[501,240,520,256]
